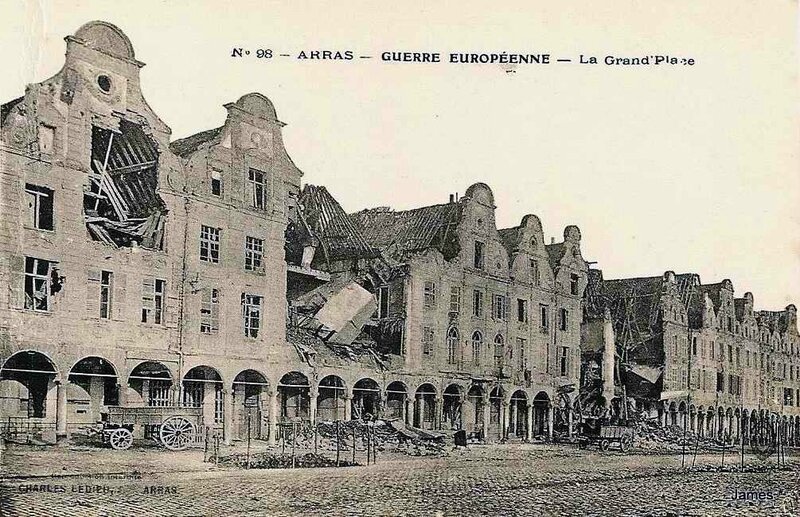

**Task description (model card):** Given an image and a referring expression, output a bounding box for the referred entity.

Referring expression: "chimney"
[449,194,454,203]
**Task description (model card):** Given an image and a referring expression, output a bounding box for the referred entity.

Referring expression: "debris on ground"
[218,452,359,469]
[633,421,736,452]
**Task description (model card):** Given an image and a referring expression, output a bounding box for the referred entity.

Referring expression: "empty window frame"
[377,285,389,318]
[210,170,222,196]
[493,334,505,368]
[142,278,166,324]
[423,281,436,309]
[242,293,262,338]
[530,259,540,285]
[24,257,53,311]
[245,236,264,272]
[200,225,221,263]
[248,168,268,209]
[559,346,569,376]
[570,273,579,295]
[471,331,483,366]
[25,184,54,231]
[517,298,528,323]
[200,288,220,334]
[447,327,459,365]
[100,271,113,319]
[540,304,549,329]
[474,241,485,270]
[558,308,568,331]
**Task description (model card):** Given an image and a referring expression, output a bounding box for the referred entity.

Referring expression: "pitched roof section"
[169,126,223,158]
[299,185,380,264]
[352,202,462,261]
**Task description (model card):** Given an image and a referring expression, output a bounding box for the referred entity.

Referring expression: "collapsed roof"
[84,120,167,249]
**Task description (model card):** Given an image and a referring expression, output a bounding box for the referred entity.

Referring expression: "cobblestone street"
[2,443,798,516]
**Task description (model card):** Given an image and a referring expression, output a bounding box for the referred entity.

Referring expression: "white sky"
[1,0,798,309]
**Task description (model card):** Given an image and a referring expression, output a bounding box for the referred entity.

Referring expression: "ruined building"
[0,21,587,444]
[581,271,800,445]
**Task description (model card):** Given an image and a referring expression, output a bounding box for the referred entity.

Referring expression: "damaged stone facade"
[0,20,587,446]
[581,270,800,445]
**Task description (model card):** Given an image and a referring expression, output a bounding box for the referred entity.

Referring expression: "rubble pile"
[280,419,449,456]
[634,422,735,452]
[219,452,359,469]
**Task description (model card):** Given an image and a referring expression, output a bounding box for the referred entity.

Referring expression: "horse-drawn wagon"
[102,406,203,451]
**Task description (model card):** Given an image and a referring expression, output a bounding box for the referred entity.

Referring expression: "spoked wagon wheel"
[620,436,633,453]
[109,428,134,450]
[599,439,610,452]
[159,416,195,451]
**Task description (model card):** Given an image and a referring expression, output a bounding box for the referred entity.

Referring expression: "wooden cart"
[578,423,634,452]
[102,406,203,451]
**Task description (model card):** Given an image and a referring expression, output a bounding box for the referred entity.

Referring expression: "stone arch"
[278,371,310,421]
[317,375,347,422]
[447,327,460,366]
[128,361,173,407]
[465,385,486,436]
[352,378,381,420]
[471,331,483,366]
[533,391,551,438]
[74,21,136,60]
[183,365,224,429]
[67,356,120,427]
[231,369,270,441]
[0,350,60,421]
[414,383,437,430]
[385,381,408,421]
[509,390,529,439]
[443,384,464,431]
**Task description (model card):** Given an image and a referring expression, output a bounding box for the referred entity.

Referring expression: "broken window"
[423,281,436,309]
[530,259,540,285]
[422,326,434,355]
[242,293,262,338]
[517,298,528,323]
[473,290,483,317]
[570,273,579,295]
[377,285,389,318]
[559,308,568,331]
[245,236,264,272]
[474,241,485,270]
[25,184,54,231]
[142,278,166,324]
[248,168,268,210]
[540,304,549,329]
[100,271,113,319]
[210,169,222,196]
[200,288,220,334]
[24,257,54,311]
[559,346,569,376]
[84,122,167,249]
[200,225,220,263]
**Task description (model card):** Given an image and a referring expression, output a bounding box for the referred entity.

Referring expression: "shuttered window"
[200,288,220,334]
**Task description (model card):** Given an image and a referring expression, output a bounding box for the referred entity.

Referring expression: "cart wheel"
[159,416,195,451]
[599,439,610,452]
[620,436,632,453]
[578,440,587,450]
[109,428,133,450]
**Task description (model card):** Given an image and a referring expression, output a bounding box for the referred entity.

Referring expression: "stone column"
[116,383,126,407]
[434,396,444,430]
[547,404,554,442]
[223,388,233,445]
[405,397,412,425]
[344,395,353,421]
[500,402,508,440]
[568,406,574,438]
[309,388,318,425]
[526,404,533,442]
[510,401,518,438]
[55,379,67,438]
[482,394,490,441]
[268,389,278,446]
[659,403,667,428]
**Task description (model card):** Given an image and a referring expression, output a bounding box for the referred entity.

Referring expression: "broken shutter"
[9,255,25,308]
[86,269,102,316]
[142,277,155,322]
[114,273,127,320]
